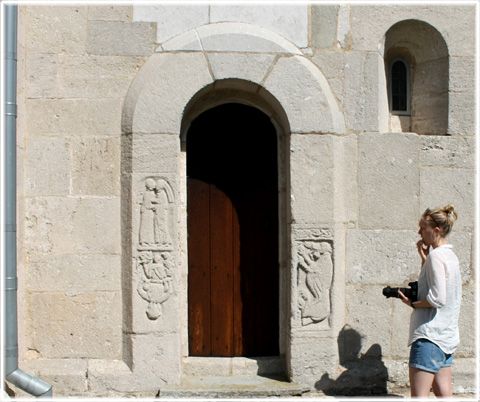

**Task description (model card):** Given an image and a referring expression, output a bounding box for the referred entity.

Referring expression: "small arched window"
[389,58,410,115]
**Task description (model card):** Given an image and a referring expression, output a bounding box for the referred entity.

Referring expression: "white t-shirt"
[408,244,462,354]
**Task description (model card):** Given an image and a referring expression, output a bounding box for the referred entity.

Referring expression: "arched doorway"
[187,103,279,357]
[121,24,345,384]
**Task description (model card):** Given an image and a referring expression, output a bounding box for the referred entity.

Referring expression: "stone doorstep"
[158,375,310,399]
[182,356,286,377]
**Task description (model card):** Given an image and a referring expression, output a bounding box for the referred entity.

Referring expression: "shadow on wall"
[315,325,389,396]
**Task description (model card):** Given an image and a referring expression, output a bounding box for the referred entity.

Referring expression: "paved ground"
[4,376,476,399]
[158,375,476,400]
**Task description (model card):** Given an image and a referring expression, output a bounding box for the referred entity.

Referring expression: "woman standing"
[399,205,461,397]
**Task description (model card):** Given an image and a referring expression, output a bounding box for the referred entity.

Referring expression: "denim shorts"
[409,338,453,373]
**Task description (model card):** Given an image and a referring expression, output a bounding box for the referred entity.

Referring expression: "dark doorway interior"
[187,103,279,358]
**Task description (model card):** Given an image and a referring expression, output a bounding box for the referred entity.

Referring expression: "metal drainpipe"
[4,4,53,398]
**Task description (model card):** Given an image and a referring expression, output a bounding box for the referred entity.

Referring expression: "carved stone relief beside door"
[136,177,175,320]
[293,228,334,329]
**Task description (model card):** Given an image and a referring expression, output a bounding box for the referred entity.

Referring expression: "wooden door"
[187,103,279,357]
[187,179,241,356]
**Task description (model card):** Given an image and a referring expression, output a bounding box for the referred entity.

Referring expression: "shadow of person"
[315,325,390,396]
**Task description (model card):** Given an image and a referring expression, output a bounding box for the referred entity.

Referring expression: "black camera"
[382,281,418,302]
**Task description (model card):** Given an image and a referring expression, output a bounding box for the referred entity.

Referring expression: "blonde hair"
[422,204,458,236]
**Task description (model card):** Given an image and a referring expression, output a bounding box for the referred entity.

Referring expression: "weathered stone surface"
[87,21,155,56]
[207,52,275,83]
[125,53,213,134]
[72,137,121,196]
[449,56,476,92]
[86,360,136,395]
[27,292,121,359]
[264,56,344,134]
[290,135,357,226]
[182,357,284,377]
[414,58,448,97]
[346,286,394,359]
[210,4,309,48]
[421,135,475,169]
[26,53,58,98]
[26,6,88,54]
[128,333,181,385]
[412,93,448,135]
[344,52,388,133]
[333,135,358,224]
[58,55,145,99]
[336,5,351,49]
[20,359,88,394]
[88,5,132,22]
[448,92,476,135]
[457,286,476,356]
[420,167,475,231]
[26,254,121,293]
[389,296,413,358]
[346,230,419,285]
[27,99,123,136]
[311,50,345,104]
[133,5,209,44]
[347,229,472,285]
[25,197,121,255]
[160,375,307,399]
[290,135,335,224]
[451,358,478,394]
[25,137,70,196]
[122,133,180,174]
[389,115,411,133]
[311,5,338,49]
[160,22,304,54]
[232,357,285,376]
[197,22,303,54]
[160,29,203,51]
[329,223,348,333]
[358,133,419,229]
[290,334,338,386]
[384,359,410,391]
[183,358,231,377]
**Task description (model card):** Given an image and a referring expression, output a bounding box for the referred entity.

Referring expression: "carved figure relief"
[139,178,157,246]
[295,230,333,326]
[137,251,175,320]
[137,178,175,320]
[139,178,174,250]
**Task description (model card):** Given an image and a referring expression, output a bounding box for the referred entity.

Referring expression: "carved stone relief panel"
[293,228,334,327]
[138,178,174,250]
[136,177,175,320]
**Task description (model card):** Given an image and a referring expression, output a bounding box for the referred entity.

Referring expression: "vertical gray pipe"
[4,5,52,398]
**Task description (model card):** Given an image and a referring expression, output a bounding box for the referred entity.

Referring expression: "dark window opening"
[389,58,410,115]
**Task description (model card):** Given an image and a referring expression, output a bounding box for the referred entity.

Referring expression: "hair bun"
[444,204,457,221]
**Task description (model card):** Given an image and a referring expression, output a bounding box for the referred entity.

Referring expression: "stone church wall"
[11,3,476,397]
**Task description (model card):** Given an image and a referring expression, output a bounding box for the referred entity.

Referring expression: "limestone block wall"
[16,5,155,395]
[12,3,477,397]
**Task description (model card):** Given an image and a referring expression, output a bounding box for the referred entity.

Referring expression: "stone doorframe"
[121,22,346,390]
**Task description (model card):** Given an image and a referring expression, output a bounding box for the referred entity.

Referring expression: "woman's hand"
[399,290,414,308]
[417,240,429,264]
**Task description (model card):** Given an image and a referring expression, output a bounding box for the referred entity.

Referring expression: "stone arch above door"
[122,22,346,137]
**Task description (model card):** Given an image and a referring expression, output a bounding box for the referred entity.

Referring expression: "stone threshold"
[158,375,310,399]
[182,356,286,377]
